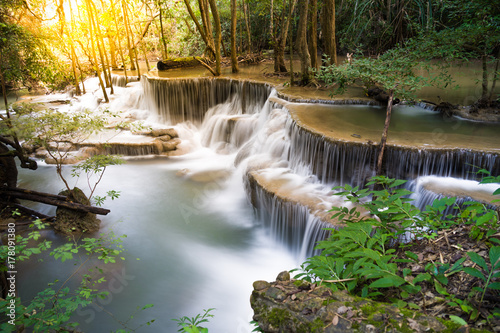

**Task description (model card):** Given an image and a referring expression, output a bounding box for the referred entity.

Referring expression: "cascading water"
[16,74,500,332]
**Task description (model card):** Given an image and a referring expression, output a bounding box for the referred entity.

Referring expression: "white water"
[15,77,324,332]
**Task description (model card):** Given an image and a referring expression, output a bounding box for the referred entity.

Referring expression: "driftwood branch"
[1,187,110,215]
[195,57,217,76]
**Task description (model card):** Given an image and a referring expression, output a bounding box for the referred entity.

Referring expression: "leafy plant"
[294,175,500,325]
[172,308,215,333]
[71,154,124,206]
[463,247,500,303]
[0,220,153,332]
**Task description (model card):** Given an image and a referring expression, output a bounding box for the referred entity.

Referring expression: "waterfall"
[143,76,500,259]
[284,112,499,187]
[111,74,140,87]
[142,77,272,125]
[409,176,500,214]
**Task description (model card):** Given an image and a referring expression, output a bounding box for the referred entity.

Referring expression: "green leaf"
[449,315,467,326]
[463,267,487,282]
[467,252,488,271]
[489,247,500,269]
[369,276,406,288]
[488,282,500,290]
[434,281,449,295]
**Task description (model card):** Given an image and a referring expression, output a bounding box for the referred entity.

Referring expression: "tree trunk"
[231,0,239,73]
[91,1,114,94]
[489,56,499,103]
[0,188,110,215]
[289,0,294,86]
[85,0,109,102]
[183,0,216,59]
[159,1,168,59]
[0,143,17,189]
[376,91,394,175]
[322,0,337,65]
[296,0,311,84]
[480,54,488,102]
[243,0,252,53]
[122,0,136,70]
[108,31,118,69]
[111,0,128,84]
[273,0,296,73]
[308,0,318,70]
[208,0,222,76]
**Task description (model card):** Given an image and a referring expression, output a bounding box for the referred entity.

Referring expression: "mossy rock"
[55,187,100,235]
[251,271,489,333]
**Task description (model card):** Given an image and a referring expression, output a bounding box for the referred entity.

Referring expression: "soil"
[388,225,500,332]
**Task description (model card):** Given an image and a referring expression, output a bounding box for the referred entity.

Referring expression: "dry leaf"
[332,315,339,326]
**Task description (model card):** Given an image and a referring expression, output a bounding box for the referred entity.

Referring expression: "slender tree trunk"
[1,61,9,110]
[111,0,128,84]
[199,0,216,58]
[376,91,394,175]
[108,32,118,69]
[323,0,337,65]
[481,54,489,102]
[208,0,222,76]
[85,0,109,102]
[70,45,81,95]
[289,0,294,86]
[231,0,239,73]
[122,0,136,70]
[308,0,318,70]
[488,57,499,103]
[142,44,150,70]
[296,0,311,84]
[183,0,215,58]
[159,1,168,59]
[243,0,252,53]
[91,1,114,94]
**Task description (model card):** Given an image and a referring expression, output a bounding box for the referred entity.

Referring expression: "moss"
[296,317,324,333]
[267,308,291,328]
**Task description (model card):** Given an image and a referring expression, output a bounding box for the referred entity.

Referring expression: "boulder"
[55,187,100,235]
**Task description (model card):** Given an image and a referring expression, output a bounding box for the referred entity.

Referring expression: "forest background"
[1,0,499,101]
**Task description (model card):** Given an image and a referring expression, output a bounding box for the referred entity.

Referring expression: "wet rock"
[157,134,172,142]
[150,128,178,138]
[253,280,271,291]
[276,271,290,281]
[162,138,181,151]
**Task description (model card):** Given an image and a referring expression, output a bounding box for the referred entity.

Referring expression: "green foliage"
[0,221,151,332]
[71,154,124,205]
[294,175,500,324]
[316,46,452,103]
[463,247,500,303]
[172,308,215,333]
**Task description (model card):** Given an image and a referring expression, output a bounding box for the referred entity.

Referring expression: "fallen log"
[1,188,110,215]
[157,57,203,70]
[10,203,55,221]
